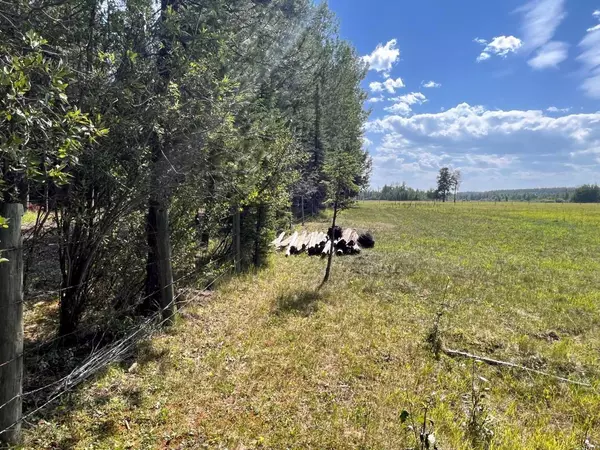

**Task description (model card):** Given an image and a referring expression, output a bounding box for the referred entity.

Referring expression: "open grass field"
[21,201,600,449]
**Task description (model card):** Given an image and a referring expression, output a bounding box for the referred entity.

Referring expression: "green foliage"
[323,148,364,211]
[465,361,494,448]
[450,169,461,202]
[0,30,101,202]
[2,0,369,332]
[0,215,8,262]
[460,187,576,202]
[360,183,430,201]
[436,167,452,202]
[571,184,600,203]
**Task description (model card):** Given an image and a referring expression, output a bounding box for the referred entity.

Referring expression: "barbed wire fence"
[0,249,231,441]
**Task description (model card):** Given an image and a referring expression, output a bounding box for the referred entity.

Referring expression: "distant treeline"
[458,187,575,202]
[361,184,600,203]
[358,183,436,201]
[460,185,600,203]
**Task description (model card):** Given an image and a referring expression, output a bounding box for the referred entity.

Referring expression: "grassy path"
[23,202,600,449]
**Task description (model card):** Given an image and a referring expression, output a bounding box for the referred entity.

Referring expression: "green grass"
[21,210,39,226]
[21,201,600,449]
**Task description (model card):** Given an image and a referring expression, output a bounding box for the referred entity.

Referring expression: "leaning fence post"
[0,203,24,445]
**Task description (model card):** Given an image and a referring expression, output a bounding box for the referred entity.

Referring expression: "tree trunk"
[58,298,79,337]
[156,202,175,323]
[253,204,265,267]
[17,179,28,211]
[301,196,305,226]
[57,219,103,337]
[201,230,210,247]
[200,172,216,248]
[143,200,160,313]
[0,203,24,446]
[314,80,322,167]
[145,194,175,323]
[44,182,49,212]
[322,202,338,284]
[233,208,241,273]
[144,0,178,322]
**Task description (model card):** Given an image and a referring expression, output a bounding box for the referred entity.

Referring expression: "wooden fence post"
[0,203,24,445]
[233,208,241,273]
[156,205,176,325]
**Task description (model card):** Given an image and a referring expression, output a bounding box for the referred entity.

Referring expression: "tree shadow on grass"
[274,289,322,317]
[20,339,161,447]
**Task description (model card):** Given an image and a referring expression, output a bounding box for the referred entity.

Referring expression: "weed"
[400,397,439,450]
[426,277,452,359]
[463,360,494,448]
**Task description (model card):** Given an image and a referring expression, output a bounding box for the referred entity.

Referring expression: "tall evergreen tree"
[0,0,370,336]
[437,167,452,203]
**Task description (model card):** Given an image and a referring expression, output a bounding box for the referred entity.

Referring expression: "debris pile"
[272,228,373,257]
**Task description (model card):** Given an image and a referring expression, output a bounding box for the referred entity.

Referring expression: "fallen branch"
[442,347,591,388]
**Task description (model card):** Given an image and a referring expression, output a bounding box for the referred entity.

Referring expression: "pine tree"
[437,167,453,202]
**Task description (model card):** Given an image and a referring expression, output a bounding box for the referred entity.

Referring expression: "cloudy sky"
[329,0,600,191]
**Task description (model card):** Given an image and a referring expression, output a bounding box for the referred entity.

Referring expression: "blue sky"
[327,0,600,191]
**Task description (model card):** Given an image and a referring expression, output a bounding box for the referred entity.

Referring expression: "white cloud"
[547,106,571,113]
[383,77,405,93]
[362,39,400,75]
[519,0,566,51]
[587,9,600,32]
[369,77,405,94]
[518,0,568,69]
[369,82,384,93]
[385,92,427,116]
[385,77,406,92]
[422,80,441,88]
[393,92,427,105]
[475,36,523,62]
[581,71,600,98]
[528,41,568,69]
[577,22,600,98]
[485,36,524,56]
[384,102,412,115]
[465,154,517,168]
[366,102,600,189]
[369,103,600,142]
[579,28,600,72]
[477,52,491,62]
[366,96,385,103]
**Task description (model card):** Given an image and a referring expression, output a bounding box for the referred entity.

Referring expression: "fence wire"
[0,256,230,439]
